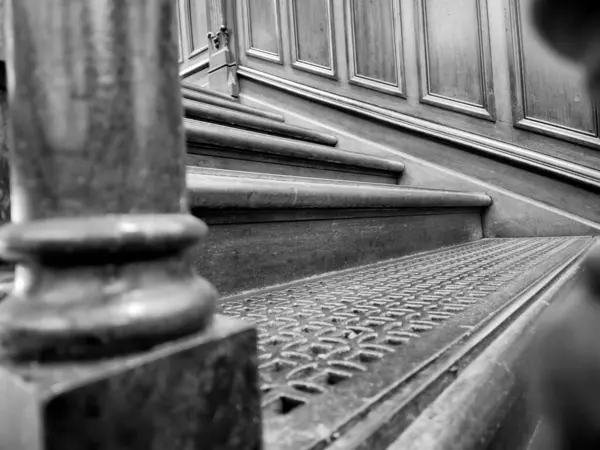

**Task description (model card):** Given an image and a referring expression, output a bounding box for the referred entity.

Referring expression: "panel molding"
[415,0,496,121]
[184,0,209,59]
[288,0,337,79]
[345,0,405,97]
[506,0,600,149]
[241,0,283,64]
[238,66,600,193]
[177,0,184,63]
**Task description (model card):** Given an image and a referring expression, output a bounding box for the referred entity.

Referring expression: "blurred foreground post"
[0,0,261,448]
[532,1,600,449]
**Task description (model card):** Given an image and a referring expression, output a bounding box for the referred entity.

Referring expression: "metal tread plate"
[219,237,591,450]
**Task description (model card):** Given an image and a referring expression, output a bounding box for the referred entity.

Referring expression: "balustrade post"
[0,0,261,448]
[206,0,239,97]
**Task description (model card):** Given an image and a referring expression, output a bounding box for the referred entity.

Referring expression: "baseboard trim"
[237,66,600,193]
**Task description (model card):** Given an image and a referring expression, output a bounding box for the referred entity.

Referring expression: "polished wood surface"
[183,97,338,145]
[289,0,335,78]
[0,0,217,358]
[235,0,600,173]
[350,0,398,86]
[416,0,495,120]
[239,78,600,237]
[177,0,209,78]
[242,0,282,63]
[508,0,599,147]
[182,85,284,120]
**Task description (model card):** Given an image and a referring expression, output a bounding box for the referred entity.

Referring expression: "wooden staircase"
[2,1,595,448]
[180,89,595,449]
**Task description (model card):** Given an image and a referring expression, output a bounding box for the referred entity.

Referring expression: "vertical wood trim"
[506,0,600,148]
[185,0,209,59]
[177,0,184,63]
[288,0,337,79]
[241,0,283,64]
[207,0,225,31]
[345,0,406,97]
[415,0,496,121]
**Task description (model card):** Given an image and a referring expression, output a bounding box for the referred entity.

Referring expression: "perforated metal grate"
[219,237,590,450]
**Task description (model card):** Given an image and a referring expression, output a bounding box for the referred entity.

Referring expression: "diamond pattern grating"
[219,237,591,450]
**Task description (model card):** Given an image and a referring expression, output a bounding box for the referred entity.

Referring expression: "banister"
[0,1,261,448]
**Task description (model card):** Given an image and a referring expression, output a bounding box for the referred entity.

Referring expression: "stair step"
[187,168,491,294]
[185,120,405,184]
[217,236,592,450]
[184,98,338,146]
[187,168,490,210]
[181,80,238,102]
[182,88,285,122]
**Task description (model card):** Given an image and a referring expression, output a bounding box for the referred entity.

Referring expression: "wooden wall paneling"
[185,0,209,59]
[288,0,336,79]
[178,0,210,77]
[242,0,283,64]
[345,0,405,97]
[415,0,496,121]
[177,0,184,63]
[507,0,600,148]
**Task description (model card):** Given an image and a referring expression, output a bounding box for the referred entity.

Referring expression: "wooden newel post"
[206,0,239,97]
[0,0,261,448]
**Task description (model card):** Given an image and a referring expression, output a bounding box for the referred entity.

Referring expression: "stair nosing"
[186,169,492,210]
[183,98,338,146]
[182,88,285,122]
[180,81,237,103]
[185,120,406,175]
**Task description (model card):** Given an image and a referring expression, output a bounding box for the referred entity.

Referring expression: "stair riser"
[182,89,284,122]
[184,100,338,146]
[191,209,483,295]
[186,150,400,185]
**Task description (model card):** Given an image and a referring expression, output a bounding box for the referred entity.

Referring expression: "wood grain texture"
[0,0,218,359]
[288,0,336,78]
[185,0,208,58]
[184,119,406,174]
[416,0,495,120]
[346,0,405,96]
[237,68,600,196]
[238,76,600,237]
[177,0,209,77]
[181,80,237,102]
[194,211,483,295]
[185,171,490,210]
[177,0,184,63]
[243,0,282,63]
[183,98,338,145]
[186,154,399,184]
[507,0,600,148]
[206,0,225,32]
[9,0,187,220]
[0,316,261,450]
[183,87,284,121]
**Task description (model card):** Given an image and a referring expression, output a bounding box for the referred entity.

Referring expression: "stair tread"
[181,80,238,103]
[185,119,405,175]
[186,167,491,209]
[182,88,285,122]
[184,98,338,146]
[218,236,592,450]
